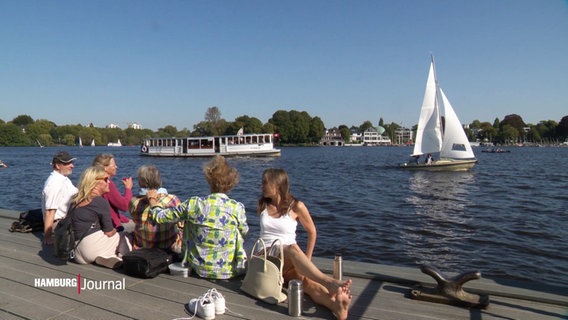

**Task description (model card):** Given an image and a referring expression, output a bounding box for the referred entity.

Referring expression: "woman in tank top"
[257,168,352,320]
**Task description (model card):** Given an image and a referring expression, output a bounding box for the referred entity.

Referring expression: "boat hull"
[400,159,477,171]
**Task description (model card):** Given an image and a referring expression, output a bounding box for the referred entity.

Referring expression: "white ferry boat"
[140,133,281,157]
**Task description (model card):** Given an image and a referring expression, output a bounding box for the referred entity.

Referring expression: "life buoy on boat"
[141,145,148,153]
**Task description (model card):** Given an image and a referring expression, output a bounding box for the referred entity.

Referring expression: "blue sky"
[1,0,567,131]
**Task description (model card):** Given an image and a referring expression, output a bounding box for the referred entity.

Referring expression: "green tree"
[0,123,29,146]
[157,125,179,137]
[469,119,482,130]
[493,117,500,129]
[338,125,350,143]
[500,124,519,144]
[205,106,221,122]
[11,114,34,127]
[288,110,310,143]
[478,122,497,142]
[37,133,52,146]
[500,114,526,137]
[359,121,374,133]
[309,116,325,143]
[557,115,568,140]
[26,119,56,142]
[269,110,293,143]
[229,115,264,134]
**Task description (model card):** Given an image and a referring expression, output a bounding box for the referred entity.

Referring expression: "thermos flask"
[333,254,343,280]
[288,279,303,317]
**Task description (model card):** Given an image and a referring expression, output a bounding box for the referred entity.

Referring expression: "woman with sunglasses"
[70,165,131,269]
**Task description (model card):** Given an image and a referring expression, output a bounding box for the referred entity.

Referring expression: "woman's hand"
[121,177,133,190]
[146,189,159,206]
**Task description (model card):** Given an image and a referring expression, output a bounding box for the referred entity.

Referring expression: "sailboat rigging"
[401,56,477,171]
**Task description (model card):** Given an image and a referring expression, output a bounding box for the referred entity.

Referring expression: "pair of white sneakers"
[186,288,225,320]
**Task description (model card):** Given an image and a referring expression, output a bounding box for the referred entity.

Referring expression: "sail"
[78,137,83,147]
[91,139,95,146]
[412,61,442,156]
[439,89,476,159]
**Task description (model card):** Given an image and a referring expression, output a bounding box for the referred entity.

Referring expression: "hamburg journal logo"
[34,274,125,294]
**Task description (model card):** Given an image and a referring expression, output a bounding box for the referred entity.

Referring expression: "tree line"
[1,108,567,147]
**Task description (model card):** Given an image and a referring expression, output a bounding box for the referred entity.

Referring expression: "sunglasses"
[96,177,110,183]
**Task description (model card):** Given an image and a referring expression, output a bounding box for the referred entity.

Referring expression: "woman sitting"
[147,155,249,279]
[71,165,131,269]
[129,165,183,257]
[92,153,135,233]
[258,168,352,320]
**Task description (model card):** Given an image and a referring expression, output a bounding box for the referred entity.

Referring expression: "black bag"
[53,206,89,261]
[53,212,77,260]
[122,248,173,278]
[9,209,44,233]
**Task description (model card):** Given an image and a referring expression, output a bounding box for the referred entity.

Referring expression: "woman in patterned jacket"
[147,155,248,279]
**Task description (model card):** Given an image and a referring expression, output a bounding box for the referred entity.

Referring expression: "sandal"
[9,221,33,233]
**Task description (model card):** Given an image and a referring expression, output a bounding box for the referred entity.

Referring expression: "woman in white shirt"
[257,168,352,320]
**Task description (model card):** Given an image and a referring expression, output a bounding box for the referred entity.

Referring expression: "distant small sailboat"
[36,139,44,148]
[91,139,96,147]
[107,139,122,147]
[78,137,83,147]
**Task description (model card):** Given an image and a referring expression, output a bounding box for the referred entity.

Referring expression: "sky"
[1,0,567,131]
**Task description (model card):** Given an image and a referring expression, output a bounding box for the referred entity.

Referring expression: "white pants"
[74,230,131,264]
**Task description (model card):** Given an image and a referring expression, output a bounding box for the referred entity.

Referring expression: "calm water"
[1,145,567,289]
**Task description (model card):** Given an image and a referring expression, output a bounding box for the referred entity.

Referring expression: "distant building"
[362,127,391,146]
[107,123,120,129]
[395,127,413,145]
[320,128,344,146]
[128,123,142,130]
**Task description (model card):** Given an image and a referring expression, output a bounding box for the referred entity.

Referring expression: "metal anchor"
[410,264,490,309]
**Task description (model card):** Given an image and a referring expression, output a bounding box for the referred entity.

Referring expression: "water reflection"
[403,171,477,267]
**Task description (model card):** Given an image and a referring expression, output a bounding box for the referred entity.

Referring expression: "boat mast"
[431,54,444,138]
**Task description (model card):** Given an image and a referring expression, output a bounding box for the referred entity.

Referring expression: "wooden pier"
[1,209,566,320]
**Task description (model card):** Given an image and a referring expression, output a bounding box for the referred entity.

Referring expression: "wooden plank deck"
[1,208,566,320]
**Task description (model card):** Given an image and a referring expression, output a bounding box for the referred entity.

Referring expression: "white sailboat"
[401,56,477,171]
[78,136,83,147]
[91,139,96,147]
[107,139,122,147]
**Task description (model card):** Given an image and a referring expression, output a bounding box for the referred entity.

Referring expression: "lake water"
[1,145,567,289]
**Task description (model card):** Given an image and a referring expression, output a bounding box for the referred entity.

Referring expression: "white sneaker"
[207,288,225,314]
[187,293,215,320]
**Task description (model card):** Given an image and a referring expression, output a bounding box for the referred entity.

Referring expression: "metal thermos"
[288,279,303,317]
[333,254,343,280]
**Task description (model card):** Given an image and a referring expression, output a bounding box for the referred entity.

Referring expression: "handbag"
[53,206,89,261]
[240,238,287,304]
[122,248,173,278]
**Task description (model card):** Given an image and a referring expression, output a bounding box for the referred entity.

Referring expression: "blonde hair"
[72,165,107,205]
[203,155,239,194]
[92,153,114,167]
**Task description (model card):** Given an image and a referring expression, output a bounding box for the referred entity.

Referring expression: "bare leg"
[283,244,352,319]
[284,244,351,293]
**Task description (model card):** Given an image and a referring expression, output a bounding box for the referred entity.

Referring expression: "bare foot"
[332,285,352,320]
[326,278,353,297]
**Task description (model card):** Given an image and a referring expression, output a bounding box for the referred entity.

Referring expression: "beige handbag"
[240,238,287,304]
